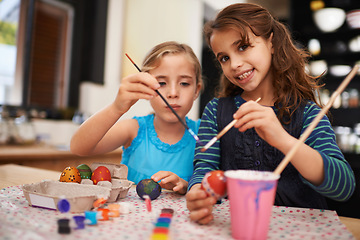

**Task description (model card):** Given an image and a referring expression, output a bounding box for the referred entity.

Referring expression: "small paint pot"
[73,215,86,229]
[84,211,98,225]
[57,218,71,234]
[98,208,110,221]
[108,204,120,217]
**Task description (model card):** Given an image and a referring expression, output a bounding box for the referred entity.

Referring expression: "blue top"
[121,114,200,184]
[188,95,355,208]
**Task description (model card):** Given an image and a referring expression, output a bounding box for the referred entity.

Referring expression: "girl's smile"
[235,68,255,84]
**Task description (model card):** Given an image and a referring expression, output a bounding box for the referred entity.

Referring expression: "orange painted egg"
[91,166,111,185]
[60,167,82,183]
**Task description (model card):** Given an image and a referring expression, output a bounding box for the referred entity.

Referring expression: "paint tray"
[22,180,111,213]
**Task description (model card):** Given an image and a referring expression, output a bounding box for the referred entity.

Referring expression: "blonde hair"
[142,41,203,90]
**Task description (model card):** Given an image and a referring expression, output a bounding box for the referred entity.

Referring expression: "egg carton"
[87,162,133,202]
[81,178,134,202]
[22,180,111,213]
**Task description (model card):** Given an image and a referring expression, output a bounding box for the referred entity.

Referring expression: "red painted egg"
[201,170,227,200]
[91,166,111,185]
[60,167,82,183]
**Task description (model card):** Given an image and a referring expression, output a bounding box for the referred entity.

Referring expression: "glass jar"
[14,115,36,145]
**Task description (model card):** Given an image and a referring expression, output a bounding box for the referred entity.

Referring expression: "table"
[0,145,122,171]
[0,164,359,239]
[0,164,61,188]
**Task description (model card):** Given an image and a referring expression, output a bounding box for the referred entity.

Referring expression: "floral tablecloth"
[0,185,355,240]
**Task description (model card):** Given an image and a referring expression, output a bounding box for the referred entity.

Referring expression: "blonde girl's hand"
[185,184,217,225]
[233,100,290,150]
[151,171,188,195]
[113,72,160,114]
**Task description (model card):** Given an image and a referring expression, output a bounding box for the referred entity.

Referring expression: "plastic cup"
[225,170,279,240]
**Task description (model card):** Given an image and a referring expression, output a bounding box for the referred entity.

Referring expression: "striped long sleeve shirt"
[189,96,355,207]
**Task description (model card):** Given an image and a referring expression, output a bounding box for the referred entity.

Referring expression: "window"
[0,0,20,105]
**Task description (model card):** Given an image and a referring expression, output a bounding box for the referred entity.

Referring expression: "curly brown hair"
[203,3,324,124]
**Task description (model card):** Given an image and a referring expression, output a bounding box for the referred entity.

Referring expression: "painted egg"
[201,170,227,200]
[60,167,82,183]
[76,164,92,179]
[136,179,161,200]
[91,166,111,185]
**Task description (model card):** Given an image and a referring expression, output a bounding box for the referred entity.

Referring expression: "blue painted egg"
[136,179,161,200]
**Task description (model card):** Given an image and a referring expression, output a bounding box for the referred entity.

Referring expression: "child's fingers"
[172,180,186,192]
[160,174,178,185]
[120,73,160,99]
[121,81,158,100]
[197,212,214,225]
[151,171,172,182]
[128,72,160,90]
[127,83,158,96]
[186,185,206,201]
[233,100,261,119]
[234,111,264,131]
[189,207,214,224]
[186,190,217,211]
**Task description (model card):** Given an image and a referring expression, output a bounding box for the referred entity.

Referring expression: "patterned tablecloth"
[0,185,355,240]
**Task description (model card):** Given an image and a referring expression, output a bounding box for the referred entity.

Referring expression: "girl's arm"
[277,104,355,201]
[185,99,221,224]
[188,98,222,190]
[70,105,137,156]
[234,101,355,201]
[234,101,325,184]
[70,72,160,156]
[296,103,355,201]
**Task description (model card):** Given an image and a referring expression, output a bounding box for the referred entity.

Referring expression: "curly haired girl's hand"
[233,100,290,150]
[185,184,217,224]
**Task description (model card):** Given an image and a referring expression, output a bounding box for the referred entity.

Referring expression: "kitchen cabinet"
[290,0,360,218]
[290,0,360,97]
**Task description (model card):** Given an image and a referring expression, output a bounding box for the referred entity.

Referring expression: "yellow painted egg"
[60,167,82,183]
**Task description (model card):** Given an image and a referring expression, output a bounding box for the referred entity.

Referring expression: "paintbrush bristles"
[200,97,261,152]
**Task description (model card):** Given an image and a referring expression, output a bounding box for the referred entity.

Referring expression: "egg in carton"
[22,180,111,213]
[80,163,134,202]
[90,162,128,179]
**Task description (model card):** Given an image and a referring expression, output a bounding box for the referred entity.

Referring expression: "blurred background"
[0,0,360,217]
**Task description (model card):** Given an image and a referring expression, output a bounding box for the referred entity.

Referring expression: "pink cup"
[225,170,279,240]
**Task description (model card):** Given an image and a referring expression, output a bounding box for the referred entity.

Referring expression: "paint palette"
[150,208,174,240]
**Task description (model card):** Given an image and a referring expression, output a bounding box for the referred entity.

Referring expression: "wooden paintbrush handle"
[216,119,238,139]
[274,65,359,175]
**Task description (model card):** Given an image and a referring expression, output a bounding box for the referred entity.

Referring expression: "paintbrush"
[125,53,202,145]
[201,97,261,152]
[273,64,359,175]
